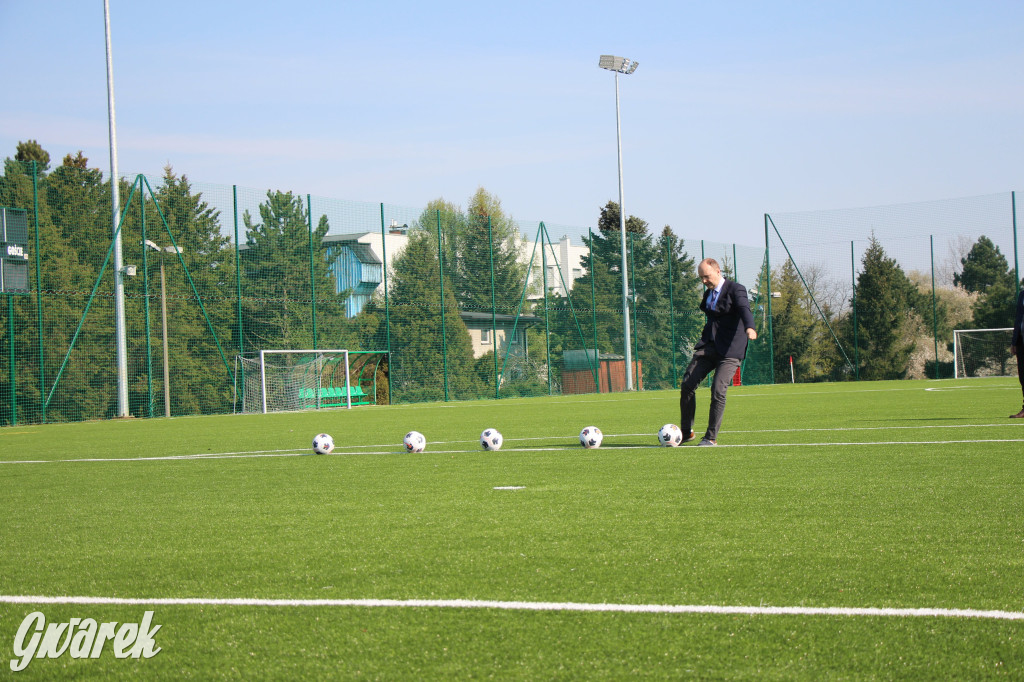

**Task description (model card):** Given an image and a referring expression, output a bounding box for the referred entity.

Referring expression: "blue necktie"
[709,289,719,310]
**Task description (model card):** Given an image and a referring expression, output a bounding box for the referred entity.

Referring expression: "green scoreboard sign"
[1,207,30,294]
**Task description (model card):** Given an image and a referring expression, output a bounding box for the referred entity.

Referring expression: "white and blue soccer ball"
[579,426,603,449]
[480,428,503,451]
[312,433,334,455]
[658,424,684,447]
[404,431,427,453]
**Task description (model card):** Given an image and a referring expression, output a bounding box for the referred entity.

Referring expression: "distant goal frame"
[234,349,387,414]
[952,328,1016,379]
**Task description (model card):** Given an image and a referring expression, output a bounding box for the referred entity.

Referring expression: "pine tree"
[386,230,480,401]
[0,145,118,421]
[770,259,838,382]
[240,190,336,351]
[853,237,922,379]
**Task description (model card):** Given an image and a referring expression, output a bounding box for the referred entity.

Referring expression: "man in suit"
[679,258,758,446]
[1011,288,1024,418]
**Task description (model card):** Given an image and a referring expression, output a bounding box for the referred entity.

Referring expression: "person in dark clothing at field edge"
[679,258,757,446]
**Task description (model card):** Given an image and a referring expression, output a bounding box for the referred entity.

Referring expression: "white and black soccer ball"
[579,426,603,449]
[312,433,334,455]
[658,424,684,447]
[404,431,427,453]
[480,428,503,451]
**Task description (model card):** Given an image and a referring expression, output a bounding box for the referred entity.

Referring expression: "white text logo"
[10,611,162,672]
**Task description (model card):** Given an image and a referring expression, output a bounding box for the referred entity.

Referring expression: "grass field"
[2,378,1023,679]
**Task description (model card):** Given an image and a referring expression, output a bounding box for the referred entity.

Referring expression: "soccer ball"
[480,428,503,451]
[658,424,684,447]
[579,426,603,449]
[404,431,427,453]
[312,433,334,455]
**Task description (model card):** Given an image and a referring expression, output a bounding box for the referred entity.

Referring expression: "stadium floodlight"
[598,55,639,74]
[144,241,183,418]
[598,54,639,390]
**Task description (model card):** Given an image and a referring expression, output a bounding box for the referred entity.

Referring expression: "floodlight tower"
[598,55,639,390]
[104,0,128,416]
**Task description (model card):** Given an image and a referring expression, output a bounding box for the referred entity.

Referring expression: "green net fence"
[0,162,774,424]
[766,193,1021,383]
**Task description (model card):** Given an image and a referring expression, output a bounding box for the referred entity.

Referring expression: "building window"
[481,329,491,344]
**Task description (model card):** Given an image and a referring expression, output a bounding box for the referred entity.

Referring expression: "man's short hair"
[699,258,720,271]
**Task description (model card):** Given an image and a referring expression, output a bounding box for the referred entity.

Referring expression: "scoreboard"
[1,207,30,294]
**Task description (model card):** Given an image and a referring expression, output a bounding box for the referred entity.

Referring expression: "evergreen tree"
[414,189,528,313]
[546,203,700,390]
[955,236,1019,330]
[954,236,1011,292]
[770,259,837,382]
[14,140,50,174]
[463,188,529,313]
[853,237,923,379]
[121,167,238,416]
[385,229,480,401]
[240,190,335,351]
[0,144,117,421]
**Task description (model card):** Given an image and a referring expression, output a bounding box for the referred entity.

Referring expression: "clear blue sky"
[2,0,1022,247]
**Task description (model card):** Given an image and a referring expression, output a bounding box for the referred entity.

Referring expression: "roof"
[324,239,382,265]
[459,311,541,326]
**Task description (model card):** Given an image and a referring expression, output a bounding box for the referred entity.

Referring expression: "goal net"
[953,328,1018,378]
[234,350,352,413]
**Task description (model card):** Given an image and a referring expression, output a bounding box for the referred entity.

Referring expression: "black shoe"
[1011,408,1024,419]
[682,430,696,443]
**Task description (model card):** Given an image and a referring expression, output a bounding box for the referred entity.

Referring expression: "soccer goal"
[952,328,1018,378]
[235,350,358,413]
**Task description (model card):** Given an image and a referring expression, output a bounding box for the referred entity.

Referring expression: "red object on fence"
[732,367,742,386]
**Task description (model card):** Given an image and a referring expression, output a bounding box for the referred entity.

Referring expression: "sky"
[2,0,1023,249]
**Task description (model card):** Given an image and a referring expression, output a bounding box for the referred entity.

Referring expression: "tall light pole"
[104,0,129,415]
[145,241,181,418]
[598,55,639,390]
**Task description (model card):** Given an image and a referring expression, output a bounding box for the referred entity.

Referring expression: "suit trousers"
[1017,348,1024,404]
[679,344,741,441]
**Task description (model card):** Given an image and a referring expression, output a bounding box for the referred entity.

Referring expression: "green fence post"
[733,243,738,283]
[307,194,318,351]
[1013,191,1019,300]
[233,186,244,409]
[7,294,13,425]
[31,161,45,423]
[141,187,154,417]
[589,228,600,392]
[666,234,677,387]
[851,241,859,381]
[436,210,449,401]
[486,216,499,399]
[930,235,939,379]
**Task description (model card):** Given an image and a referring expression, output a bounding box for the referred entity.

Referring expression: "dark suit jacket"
[1014,289,1024,349]
[698,279,756,360]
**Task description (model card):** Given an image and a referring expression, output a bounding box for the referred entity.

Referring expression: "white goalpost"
[234,349,353,413]
[952,328,1017,379]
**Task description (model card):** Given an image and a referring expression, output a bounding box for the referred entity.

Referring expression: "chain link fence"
[0,163,771,425]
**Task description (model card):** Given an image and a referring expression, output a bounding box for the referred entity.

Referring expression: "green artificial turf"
[1,379,1022,679]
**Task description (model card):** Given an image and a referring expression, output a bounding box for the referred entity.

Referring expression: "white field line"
[0,595,1021,621]
[1,422,1022,465]
[3,437,1024,465]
